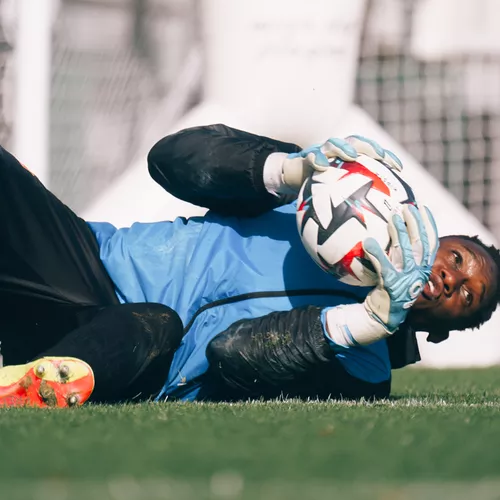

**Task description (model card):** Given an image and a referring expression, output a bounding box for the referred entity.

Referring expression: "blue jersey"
[88,202,391,400]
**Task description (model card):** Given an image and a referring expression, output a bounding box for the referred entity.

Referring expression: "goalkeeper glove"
[323,204,439,346]
[264,135,403,195]
[364,203,439,334]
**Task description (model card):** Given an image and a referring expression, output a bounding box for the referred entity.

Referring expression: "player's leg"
[43,303,184,403]
[0,303,184,407]
[0,145,120,363]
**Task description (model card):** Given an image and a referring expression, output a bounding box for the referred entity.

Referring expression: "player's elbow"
[206,331,235,366]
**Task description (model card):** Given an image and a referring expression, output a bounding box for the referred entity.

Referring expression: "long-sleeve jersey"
[88,124,420,401]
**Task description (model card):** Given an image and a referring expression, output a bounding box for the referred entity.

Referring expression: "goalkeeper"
[0,124,498,407]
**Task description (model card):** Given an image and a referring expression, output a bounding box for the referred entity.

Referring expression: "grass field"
[1,368,500,500]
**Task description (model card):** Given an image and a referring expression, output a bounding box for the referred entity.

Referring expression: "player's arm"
[325,204,439,345]
[147,123,300,216]
[205,204,438,400]
[205,306,354,400]
[147,124,402,217]
[204,305,393,401]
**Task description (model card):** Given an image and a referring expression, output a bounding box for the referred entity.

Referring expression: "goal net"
[356,0,500,239]
[2,0,500,238]
[1,0,199,213]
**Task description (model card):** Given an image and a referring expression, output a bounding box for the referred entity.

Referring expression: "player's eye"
[463,288,473,307]
[451,250,463,269]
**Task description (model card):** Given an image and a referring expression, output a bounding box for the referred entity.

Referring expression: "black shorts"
[0,146,119,363]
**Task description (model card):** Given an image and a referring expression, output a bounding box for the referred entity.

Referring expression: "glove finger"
[419,205,440,266]
[402,204,425,266]
[320,138,358,161]
[363,237,394,282]
[345,135,403,172]
[346,135,385,157]
[384,150,404,172]
[305,149,330,169]
[387,210,401,248]
[387,211,403,270]
[391,212,415,272]
[387,213,403,271]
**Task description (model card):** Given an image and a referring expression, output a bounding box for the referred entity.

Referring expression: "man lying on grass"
[0,124,498,407]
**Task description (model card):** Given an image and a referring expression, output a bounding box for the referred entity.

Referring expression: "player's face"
[410,236,497,330]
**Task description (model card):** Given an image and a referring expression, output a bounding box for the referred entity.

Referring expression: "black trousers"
[0,146,183,402]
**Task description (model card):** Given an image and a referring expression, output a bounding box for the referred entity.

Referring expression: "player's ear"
[426,328,450,344]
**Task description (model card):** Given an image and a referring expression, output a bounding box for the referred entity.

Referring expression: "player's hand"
[345,135,403,172]
[281,136,403,193]
[362,204,439,334]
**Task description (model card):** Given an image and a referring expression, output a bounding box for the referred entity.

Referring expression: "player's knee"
[112,303,184,350]
[130,303,180,321]
[134,303,183,339]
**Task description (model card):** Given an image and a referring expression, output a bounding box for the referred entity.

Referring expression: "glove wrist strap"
[323,303,392,348]
[263,152,289,196]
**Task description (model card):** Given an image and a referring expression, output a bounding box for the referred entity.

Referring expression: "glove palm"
[363,204,439,333]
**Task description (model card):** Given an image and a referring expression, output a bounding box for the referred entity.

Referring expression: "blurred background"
[1,0,500,366]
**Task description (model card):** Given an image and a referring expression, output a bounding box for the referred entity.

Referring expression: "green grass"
[2,368,500,500]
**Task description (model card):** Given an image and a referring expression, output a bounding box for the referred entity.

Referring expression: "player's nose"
[441,269,461,297]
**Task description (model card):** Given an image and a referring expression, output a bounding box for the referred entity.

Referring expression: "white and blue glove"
[264,135,403,195]
[323,203,439,347]
[363,204,439,334]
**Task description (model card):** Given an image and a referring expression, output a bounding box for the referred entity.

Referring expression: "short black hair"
[442,234,500,331]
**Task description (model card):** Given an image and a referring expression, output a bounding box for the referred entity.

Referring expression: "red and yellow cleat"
[0,357,94,408]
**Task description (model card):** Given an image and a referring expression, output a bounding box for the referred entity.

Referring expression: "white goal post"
[11,0,59,187]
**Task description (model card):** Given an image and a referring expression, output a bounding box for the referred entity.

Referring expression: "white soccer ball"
[296,154,416,287]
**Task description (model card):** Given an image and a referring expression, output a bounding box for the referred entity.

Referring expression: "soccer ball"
[296,154,416,287]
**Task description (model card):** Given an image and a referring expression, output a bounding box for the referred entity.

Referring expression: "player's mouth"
[421,273,443,302]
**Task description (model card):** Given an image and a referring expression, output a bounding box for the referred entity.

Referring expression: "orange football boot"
[0,357,94,408]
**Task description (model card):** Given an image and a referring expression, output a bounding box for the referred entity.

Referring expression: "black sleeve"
[147,123,302,217]
[386,322,421,369]
[202,307,391,402]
